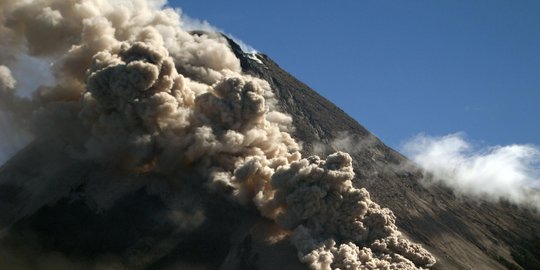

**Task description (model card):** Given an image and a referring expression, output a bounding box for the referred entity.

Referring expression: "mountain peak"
[220,32,540,270]
[0,3,539,269]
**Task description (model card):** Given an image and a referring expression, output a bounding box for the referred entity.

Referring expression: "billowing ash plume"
[0,0,435,268]
[269,152,435,269]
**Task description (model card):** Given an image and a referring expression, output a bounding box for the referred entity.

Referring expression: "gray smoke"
[0,0,435,269]
[269,152,435,269]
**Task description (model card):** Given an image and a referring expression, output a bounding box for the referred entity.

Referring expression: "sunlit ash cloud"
[403,133,540,209]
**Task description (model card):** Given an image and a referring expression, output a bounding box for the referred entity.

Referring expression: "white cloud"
[402,133,540,209]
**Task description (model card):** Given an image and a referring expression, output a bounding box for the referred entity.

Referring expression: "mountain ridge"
[223,36,540,269]
[0,32,538,270]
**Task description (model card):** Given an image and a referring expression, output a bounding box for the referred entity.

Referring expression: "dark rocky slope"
[0,36,538,269]
[226,38,540,269]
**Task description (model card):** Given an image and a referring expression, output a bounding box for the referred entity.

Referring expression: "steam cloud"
[0,0,435,269]
[403,133,540,209]
[312,131,379,157]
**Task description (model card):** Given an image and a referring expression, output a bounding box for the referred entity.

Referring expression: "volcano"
[0,35,538,270]
[0,2,539,268]
[225,39,540,269]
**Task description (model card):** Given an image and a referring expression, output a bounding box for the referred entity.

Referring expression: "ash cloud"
[403,133,540,209]
[0,0,435,269]
[269,152,435,269]
[0,113,31,165]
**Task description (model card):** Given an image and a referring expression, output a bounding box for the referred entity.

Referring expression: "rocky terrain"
[225,38,540,269]
[0,28,538,269]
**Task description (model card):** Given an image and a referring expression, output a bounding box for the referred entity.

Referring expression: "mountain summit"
[224,37,540,270]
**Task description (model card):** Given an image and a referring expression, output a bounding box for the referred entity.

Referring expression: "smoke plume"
[403,133,540,209]
[0,0,435,269]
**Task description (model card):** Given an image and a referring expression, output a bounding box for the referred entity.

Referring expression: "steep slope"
[0,31,538,270]
[225,38,540,269]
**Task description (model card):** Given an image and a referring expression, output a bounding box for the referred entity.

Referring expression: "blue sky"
[172,0,539,149]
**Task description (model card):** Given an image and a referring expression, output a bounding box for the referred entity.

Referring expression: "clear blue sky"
[171,0,539,149]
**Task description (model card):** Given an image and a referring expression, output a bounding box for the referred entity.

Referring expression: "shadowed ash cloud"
[0,56,52,166]
[0,113,31,165]
[403,133,540,209]
[0,65,32,165]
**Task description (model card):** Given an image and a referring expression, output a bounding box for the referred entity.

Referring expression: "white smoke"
[403,133,540,209]
[312,131,379,156]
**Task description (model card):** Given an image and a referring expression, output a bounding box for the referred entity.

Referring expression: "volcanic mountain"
[0,0,540,270]
[227,36,540,270]
[0,33,540,269]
